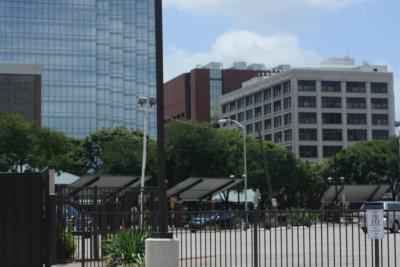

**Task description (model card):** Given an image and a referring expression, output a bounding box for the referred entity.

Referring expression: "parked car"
[358,201,400,233]
[189,213,218,232]
[188,212,237,232]
[216,212,237,229]
[60,204,93,236]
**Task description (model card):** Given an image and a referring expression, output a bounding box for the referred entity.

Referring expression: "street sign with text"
[367,209,384,239]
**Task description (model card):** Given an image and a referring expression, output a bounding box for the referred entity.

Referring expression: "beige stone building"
[220,60,395,162]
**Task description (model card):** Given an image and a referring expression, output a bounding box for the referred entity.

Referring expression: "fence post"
[81,211,85,267]
[253,211,258,267]
[46,194,57,266]
[375,239,379,267]
[93,187,99,260]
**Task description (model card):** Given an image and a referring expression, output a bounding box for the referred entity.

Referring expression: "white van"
[358,201,400,233]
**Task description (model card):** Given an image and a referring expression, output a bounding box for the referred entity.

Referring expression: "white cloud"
[164,30,319,80]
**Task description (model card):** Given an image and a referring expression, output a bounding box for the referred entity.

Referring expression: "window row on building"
[223,97,292,116]
[299,145,343,158]
[299,128,389,158]
[222,81,291,112]
[264,129,292,143]
[299,128,389,141]
[298,96,388,109]
[241,115,292,135]
[298,80,388,93]
[223,96,388,117]
[298,112,389,125]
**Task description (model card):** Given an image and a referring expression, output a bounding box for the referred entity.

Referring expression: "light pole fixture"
[218,118,248,229]
[138,96,156,228]
[395,121,400,201]
[327,175,345,209]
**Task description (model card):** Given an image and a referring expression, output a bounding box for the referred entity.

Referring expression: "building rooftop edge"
[221,65,392,101]
[0,62,42,75]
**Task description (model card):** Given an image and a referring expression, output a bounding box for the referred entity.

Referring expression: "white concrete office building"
[220,61,395,162]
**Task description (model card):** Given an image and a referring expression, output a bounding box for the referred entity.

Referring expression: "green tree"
[322,138,400,199]
[246,139,317,209]
[80,127,150,176]
[0,110,83,174]
[324,139,398,185]
[0,110,34,172]
[29,126,81,173]
[98,134,143,175]
[165,121,235,186]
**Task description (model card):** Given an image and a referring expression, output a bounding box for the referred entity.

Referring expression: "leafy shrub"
[233,216,243,229]
[58,222,75,260]
[262,212,319,229]
[103,229,150,267]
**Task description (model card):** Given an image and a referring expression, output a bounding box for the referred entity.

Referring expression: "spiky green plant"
[103,229,149,267]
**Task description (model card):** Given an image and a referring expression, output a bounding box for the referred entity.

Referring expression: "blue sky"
[162,0,400,119]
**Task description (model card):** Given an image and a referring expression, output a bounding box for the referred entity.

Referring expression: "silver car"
[358,201,400,233]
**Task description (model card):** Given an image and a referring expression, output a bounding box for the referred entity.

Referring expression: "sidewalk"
[52,263,81,267]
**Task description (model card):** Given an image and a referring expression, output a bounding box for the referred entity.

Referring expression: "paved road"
[56,223,400,267]
[173,224,400,267]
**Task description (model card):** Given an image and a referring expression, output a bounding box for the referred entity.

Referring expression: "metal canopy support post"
[368,185,381,201]
[333,185,345,204]
[122,177,140,188]
[68,176,100,197]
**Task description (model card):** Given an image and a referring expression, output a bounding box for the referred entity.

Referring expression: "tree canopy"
[1,109,399,208]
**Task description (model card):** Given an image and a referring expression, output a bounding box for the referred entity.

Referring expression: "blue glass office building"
[0,0,157,138]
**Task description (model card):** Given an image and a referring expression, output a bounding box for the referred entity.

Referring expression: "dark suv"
[188,212,237,232]
[61,204,93,236]
[189,213,218,232]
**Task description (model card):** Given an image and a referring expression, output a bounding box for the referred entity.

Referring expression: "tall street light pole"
[395,121,400,201]
[218,118,248,228]
[138,96,156,228]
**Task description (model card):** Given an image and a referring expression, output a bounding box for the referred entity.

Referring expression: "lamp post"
[395,121,400,201]
[218,118,248,228]
[327,175,345,209]
[138,96,156,228]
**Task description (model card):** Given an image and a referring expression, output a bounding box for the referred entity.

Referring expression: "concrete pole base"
[145,238,179,267]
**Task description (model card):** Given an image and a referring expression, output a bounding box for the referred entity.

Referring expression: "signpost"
[367,209,384,267]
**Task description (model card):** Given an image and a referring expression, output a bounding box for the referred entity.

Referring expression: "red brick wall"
[190,69,210,122]
[164,74,190,120]
[222,69,262,94]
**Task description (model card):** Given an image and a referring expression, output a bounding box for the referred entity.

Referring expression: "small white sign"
[367,209,384,239]
[271,198,278,208]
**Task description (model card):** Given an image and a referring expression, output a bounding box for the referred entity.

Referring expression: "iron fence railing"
[55,206,400,267]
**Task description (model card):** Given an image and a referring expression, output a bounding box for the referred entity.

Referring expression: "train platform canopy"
[167,177,243,201]
[68,174,151,188]
[61,175,151,197]
[321,184,392,204]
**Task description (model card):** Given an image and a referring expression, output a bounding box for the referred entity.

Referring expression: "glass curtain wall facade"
[209,69,222,122]
[0,0,156,138]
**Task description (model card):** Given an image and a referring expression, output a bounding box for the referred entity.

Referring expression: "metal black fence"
[55,186,159,264]
[0,169,56,267]
[55,195,400,267]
